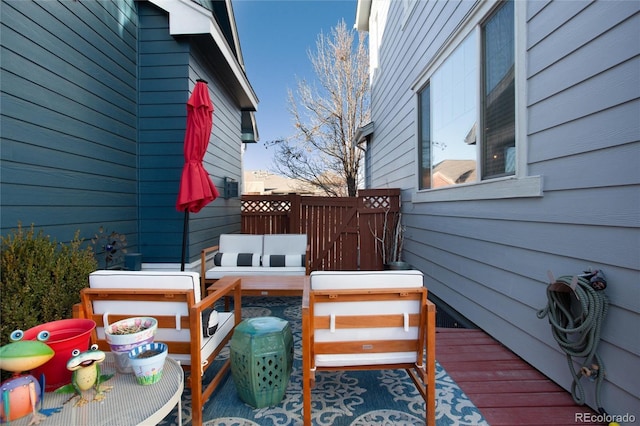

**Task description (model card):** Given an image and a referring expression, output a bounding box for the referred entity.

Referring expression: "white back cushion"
[262,234,307,255]
[310,270,424,367]
[88,270,235,366]
[219,234,263,254]
[89,270,201,301]
[310,270,423,290]
[89,270,200,343]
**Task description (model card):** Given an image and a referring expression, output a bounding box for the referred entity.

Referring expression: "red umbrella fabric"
[176,80,220,213]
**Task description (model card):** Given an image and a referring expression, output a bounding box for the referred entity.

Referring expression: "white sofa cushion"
[310,270,424,367]
[262,234,307,256]
[205,234,307,279]
[219,234,263,254]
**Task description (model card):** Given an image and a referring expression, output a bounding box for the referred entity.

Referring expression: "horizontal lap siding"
[187,43,243,258]
[0,1,138,248]
[137,2,189,263]
[137,3,242,264]
[521,2,640,412]
[369,0,639,415]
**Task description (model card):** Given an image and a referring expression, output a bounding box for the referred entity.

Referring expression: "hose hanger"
[537,269,610,416]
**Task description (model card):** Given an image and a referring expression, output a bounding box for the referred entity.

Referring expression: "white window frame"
[411,0,542,203]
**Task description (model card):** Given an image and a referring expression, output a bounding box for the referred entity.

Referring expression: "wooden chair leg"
[191,371,203,426]
[302,370,311,426]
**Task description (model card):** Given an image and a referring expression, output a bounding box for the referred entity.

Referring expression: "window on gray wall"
[418,0,514,189]
[418,84,431,189]
[482,0,515,179]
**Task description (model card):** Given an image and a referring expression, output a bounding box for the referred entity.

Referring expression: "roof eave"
[355,0,372,31]
[149,0,259,110]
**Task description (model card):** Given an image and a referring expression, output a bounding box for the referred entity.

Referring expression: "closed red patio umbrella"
[177,79,220,270]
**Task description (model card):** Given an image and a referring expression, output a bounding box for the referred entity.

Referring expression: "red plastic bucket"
[23,318,96,391]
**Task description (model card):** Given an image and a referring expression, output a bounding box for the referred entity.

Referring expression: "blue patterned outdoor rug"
[159,297,488,426]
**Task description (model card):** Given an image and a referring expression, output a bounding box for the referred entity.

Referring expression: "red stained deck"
[436,328,605,426]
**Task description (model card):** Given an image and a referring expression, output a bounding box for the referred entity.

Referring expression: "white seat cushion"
[315,352,418,367]
[205,266,306,280]
[310,270,423,290]
[257,266,306,274]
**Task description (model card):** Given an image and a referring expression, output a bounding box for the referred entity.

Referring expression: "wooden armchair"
[302,270,436,425]
[76,271,242,426]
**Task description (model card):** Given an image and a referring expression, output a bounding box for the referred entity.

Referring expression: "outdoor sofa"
[200,233,310,294]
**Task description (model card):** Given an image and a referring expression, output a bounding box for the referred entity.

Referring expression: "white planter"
[104,316,157,373]
[128,342,168,385]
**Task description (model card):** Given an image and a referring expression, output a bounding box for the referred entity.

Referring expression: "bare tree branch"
[267,20,370,196]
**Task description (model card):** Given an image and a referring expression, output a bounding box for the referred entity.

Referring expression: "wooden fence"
[241,188,401,271]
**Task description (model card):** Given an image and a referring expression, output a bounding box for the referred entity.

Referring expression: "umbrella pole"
[181,211,189,271]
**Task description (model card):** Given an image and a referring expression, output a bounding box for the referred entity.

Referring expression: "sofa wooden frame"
[77,277,242,426]
[301,283,437,425]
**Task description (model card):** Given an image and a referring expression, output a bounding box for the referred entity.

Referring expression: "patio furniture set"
[64,234,436,426]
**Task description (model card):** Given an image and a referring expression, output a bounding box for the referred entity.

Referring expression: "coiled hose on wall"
[537,271,609,414]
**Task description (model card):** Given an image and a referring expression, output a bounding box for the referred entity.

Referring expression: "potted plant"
[104,316,157,373]
[371,209,411,270]
[128,342,168,385]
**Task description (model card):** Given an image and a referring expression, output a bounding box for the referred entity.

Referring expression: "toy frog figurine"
[0,329,56,425]
[54,344,114,406]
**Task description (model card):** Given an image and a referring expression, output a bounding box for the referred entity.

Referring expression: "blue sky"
[232,0,359,171]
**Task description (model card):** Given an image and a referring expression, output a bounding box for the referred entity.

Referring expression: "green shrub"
[0,223,97,347]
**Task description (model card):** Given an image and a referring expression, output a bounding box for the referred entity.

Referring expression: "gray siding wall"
[1,1,139,252]
[367,0,639,414]
[138,2,242,265]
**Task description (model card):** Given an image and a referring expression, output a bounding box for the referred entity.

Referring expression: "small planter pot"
[23,318,96,391]
[384,261,412,270]
[104,317,157,374]
[128,342,168,385]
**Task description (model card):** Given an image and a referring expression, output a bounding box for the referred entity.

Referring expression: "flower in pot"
[104,317,157,374]
[127,342,168,385]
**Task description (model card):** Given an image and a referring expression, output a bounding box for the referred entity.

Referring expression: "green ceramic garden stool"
[230,316,293,408]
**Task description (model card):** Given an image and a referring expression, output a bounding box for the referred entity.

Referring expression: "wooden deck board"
[436,328,606,426]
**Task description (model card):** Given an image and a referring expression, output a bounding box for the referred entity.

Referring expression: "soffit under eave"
[148,0,258,110]
[355,0,372,31]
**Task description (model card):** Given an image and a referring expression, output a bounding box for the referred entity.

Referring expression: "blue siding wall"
[137,2,190,263]
[137,2,242,265]
[2,0,245,268]
[186,44,244,259]
[1,1,139,253]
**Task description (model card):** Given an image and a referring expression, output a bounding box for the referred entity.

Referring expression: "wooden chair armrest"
[200,244,220,291]
[193,276,241,313]
[201,244,220,260]
[425,299,436,312]
[305,244,311,275]
[72,302,85,319]
[302,278,310,309]
[192,276,243,334]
